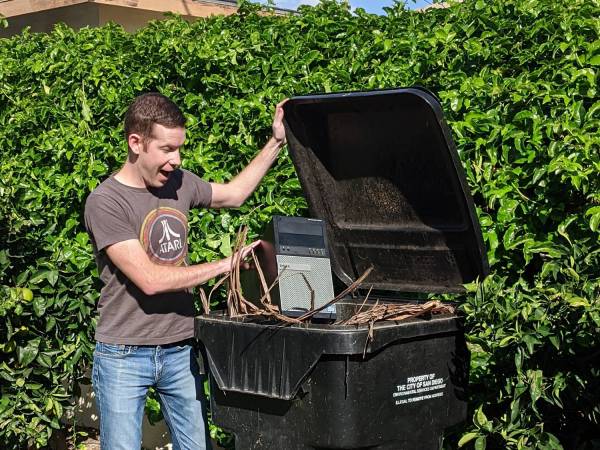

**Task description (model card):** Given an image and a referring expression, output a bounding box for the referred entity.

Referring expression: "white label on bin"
[393,373,446,406]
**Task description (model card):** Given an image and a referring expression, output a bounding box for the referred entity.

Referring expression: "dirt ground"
[77,438,101,450]
[47,426,101,450]
[48,426,173,450]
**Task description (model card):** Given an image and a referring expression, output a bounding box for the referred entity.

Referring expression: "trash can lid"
[283,87,489,294]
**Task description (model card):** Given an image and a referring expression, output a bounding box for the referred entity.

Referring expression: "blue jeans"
[92,341,210,450]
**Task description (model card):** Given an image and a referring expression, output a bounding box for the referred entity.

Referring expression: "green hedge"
[0,0,598,448]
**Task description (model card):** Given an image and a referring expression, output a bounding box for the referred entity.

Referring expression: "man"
[84,92,287,449]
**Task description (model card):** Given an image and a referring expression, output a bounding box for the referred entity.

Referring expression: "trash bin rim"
[195,310,458,332]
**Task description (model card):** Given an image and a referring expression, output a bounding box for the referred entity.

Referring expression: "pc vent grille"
[276,255,335,311]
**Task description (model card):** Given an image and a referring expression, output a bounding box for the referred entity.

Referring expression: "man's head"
[125,92,185,142]
[124,93,186,188]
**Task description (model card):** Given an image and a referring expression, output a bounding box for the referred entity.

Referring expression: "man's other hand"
[272,99,288,145]
[231,240,261,270]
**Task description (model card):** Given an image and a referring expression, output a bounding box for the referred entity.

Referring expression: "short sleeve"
[182,169,212,208]
[84,193,138,252]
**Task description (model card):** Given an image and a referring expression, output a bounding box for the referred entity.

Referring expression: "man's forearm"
[211,137,285,208]
[141,258,233,295]
[106,239,233,296]
[107,239,260,296]
[233,137,282,196]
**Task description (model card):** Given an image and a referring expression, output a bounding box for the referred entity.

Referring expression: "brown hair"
[124,92,185,141]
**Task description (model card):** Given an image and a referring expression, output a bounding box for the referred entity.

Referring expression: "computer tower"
[242,216,335,317]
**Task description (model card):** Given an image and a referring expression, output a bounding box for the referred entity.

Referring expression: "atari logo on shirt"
[140,208,188,265]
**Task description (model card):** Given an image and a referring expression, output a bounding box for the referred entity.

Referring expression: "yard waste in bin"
[195,87,489,450]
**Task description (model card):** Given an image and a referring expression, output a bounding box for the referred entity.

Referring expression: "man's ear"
[128,133,144,155]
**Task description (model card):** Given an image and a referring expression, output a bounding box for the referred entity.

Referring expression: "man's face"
[132,124,186,188]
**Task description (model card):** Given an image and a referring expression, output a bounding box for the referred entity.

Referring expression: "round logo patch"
[140,208,188,265]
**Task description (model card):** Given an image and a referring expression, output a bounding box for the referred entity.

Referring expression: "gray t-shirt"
[84,169,212,345]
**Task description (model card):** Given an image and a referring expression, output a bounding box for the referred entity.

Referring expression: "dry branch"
[340,300,455,326]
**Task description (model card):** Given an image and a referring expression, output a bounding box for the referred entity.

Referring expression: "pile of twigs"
[337,295,455,357]
[339,299,455,326]
[200,226,454,329]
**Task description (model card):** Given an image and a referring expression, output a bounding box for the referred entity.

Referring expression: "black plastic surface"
[196,304,469,449]
[283,88,489,294]
[270,215,330,258]
[196,305,460,400]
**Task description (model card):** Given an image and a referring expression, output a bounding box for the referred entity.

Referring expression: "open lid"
[283,88,489,294]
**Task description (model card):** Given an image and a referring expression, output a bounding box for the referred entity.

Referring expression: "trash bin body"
[195,88,488,449]
[196,301,469,449]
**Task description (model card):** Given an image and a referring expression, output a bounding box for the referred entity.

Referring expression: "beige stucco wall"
[0,0,242,37]
[97,4,193,32]
[0,3,99,37]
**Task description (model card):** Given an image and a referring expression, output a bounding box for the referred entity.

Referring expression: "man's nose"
[169,151,181,168]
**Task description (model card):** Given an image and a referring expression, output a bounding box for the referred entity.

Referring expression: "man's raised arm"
[210,100,288,208]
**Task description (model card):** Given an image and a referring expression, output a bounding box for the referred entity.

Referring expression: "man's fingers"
[276,98,289,110]
[239,240,261,259]
[247,240,261,250]
[274,99,289,121]
[274,106,284,122]
[240,261,256,271]
[272,101,287,144]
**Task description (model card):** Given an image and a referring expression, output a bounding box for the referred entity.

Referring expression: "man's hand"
[226,240,261,270]
[272,99,288,145]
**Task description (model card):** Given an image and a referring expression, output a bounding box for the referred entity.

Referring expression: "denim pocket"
[94,342,138,358]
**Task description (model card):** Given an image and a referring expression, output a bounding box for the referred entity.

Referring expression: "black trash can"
[196,88,489,450]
